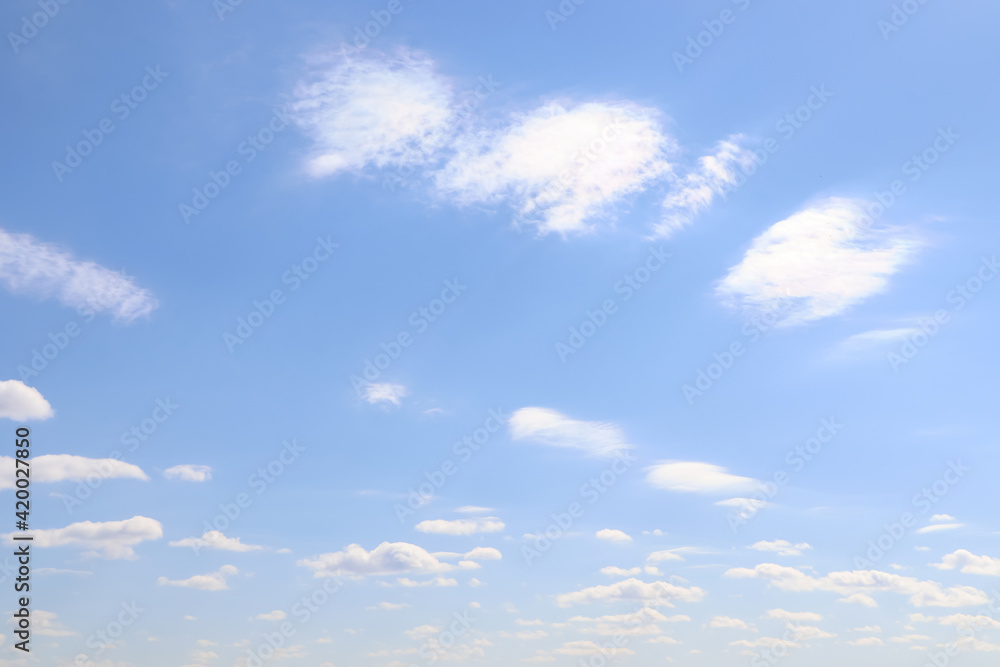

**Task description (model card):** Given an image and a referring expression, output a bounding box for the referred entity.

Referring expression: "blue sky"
[1,0,1000,665]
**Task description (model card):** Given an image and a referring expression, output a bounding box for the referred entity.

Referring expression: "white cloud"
[833,327,921,356]
[654,136,756,238]
[646,461,759,494]
[849,636,884,647]
[0,380,54,421]
[710,616,752,630]
[435,101,673,235]
[164,464,212,482]
[363,382,408,407]
[930,514,956,523]
[5,515,162,559]
[255,610,287,621]
[554,640,634,657]
[765,609,823,622]
[839,593,879,607]
[168,531,264,552]
[464,547,502,561]
[916,523,964,534]
[0,454,147,489]
[748,540,813,557]
[716,197,919,325]
[932,550,1000,576]
[509,408,632,458]
[725,563,989,608]
[292,49,454,177]
[0,229,159,322]
[415,517,505,536]
[646,549,686,563]
[367,602,410,611]
[556,578,705,608]
[158,565,238,591]
[455,505,494,514]
[395,576,458,587]
[34,610,76,636]
[596,529,632,544]
[298,542,454,577]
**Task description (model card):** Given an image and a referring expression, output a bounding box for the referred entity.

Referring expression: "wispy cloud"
[509,407,632,458]
[646,461,759,494]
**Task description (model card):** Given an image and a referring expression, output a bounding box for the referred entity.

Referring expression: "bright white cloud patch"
[434,101,673,234]
[717,197,919,325]
[299,542,454,577]
[725,563,989,608]
[646,461,759,494]
[292,49,454,177]
[749,540,813,557]
[255,610,287,621]
[655,136,755,238]
[415,517,505,536]
[464,547,502,561]
[0,228,158,321]
[363,382,408,406]
[766,609,823,622]
[556,578,705,608]
[158,565,238,591]
[7,515,162,559]
[710,615,752,630]
[163,464,212,482]
[932,550,1000,576]
[596,529,633,544]
[0,454,147,489]
[168,531,264,552]
[916,523,964,534]
[509,407,632,458]
[0,380,54,421]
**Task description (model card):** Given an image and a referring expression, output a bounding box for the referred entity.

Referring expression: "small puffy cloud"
[415,517,505,536]
[158,565,238,591]
[716,197,919,325]
[298,542,453,577]
[292,49,454,177]
[255,610,287,621]
[654,136,755,238]
[710,616,752,630]
[435,101,673,235]
[601,566,641,577]
[363,382,408,407]
[164,464,212,482]
[6,515,162,559]
[0,380,54,421]
[168,531,264,553]
[646,461,759,494]
[596,529,632,544]
[748,540,813,557]
[930,514,956,523]
[367,602,410,611]
[0,454,147,489]
[839,593,879,607]
[849,636,884,646]
[464,547,502,561]
[766,609,823,622]
[646,550,685,563]
[0,228,158,322]
[509,408,632,458]
[556,578,705,608]
[725,563,989,608]
[932,550,1000,576]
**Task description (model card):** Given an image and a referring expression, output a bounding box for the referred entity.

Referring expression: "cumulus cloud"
[434,101,673,235]
[654,136,756,238]
[0,454,147,489]
[509,408,632,458]
[710,616,752,630]
[646,461,759,494]
[255,610,287,621]
[5,515,162,559]
[163,464,212,482]
[464,547,502,561]
[748,540,813,557]
[0,380,54,421]
[299,542,455,577]
[363,382,408,407]
[168,531,264,552]
[596,529,632,544]
[725,563,989,607]
[158,565,239,591]
[716,197,919,325]
[932,550,1000,576]
[556,578,705,608]
[292,49,454,177]
[415,517,505,536]
[766,609,823,622]
[0,228,158,321]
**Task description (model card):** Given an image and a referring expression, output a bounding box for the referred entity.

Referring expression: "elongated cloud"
[0,454,148,490]
[0,228,158,322]
[435,101,673,234]
[164,464,212,482]
[509,407,632,458]
[556,578,705,608]
[292,49,454,176]
[645,461,759,494]
[169,531,264,552]
[725,563,988,608]
[415,517,505,536]
[4,516,162,559]
[158,565,238,591]
[717,197,918,325]
[298,542,454,577]
[0,380,54,421]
